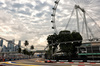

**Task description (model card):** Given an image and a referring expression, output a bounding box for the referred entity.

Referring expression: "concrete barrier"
[87,60,100,63]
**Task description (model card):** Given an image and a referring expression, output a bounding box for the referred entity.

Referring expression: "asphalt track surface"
[0,58,99,66]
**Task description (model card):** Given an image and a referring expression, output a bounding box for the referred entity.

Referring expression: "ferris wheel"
[51,0,100,40]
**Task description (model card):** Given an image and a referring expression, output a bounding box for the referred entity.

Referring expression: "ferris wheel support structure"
[83,11,89,39]
[75,5,89,39]
[75,5,80,33]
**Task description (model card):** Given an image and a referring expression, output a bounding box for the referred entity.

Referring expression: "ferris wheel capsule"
[51,14,55,16]
[52,8,56,10]
[52,27,55,29]
[51,21,54,23]
[55,1,59,4]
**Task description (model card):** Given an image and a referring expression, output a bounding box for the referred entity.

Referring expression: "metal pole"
[83,11,89,39]
[75,5,80,33]
[52,40,53,60]
[52,46,53,60]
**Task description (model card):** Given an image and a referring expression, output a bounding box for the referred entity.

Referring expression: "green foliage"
[47,30,83,57]
[60,43,73,56]
[23,49,34,56]
[30,45,34,50]
[58,33,73,42]
[58,30,74,56]
[23,40,34,56]
[30,51,34,56]
[23,49,27,54]
[59,30,70,35]
[47,33,58,56]
[71,31,83,54]
[24,40,29,47]
[47,34,58,44]
[72,31,82,40]
[45,46,52,59]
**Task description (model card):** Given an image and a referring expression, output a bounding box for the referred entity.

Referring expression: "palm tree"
[30,45,34,50]
[24,40,29,48]
[30,45,34,56]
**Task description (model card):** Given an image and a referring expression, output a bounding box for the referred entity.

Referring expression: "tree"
[47,33,58,59]
[46,30,83,60]
[47,35,53,59]
[30,45,34,56]
[24,40,29,48]
[30,45,34,50]
[30,51,34,56]
[72,31,83,46]
[71,31,83,55]
[58,30,74,58]
[23,49,27,54]
[23,49,30,55]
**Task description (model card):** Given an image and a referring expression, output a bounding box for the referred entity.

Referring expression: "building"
[0,39,3,47]
[0,39,21,52]
[7,40,15,52]
[18,40,21,48]
[15,45,18,52]
[14,40,21,52]
[2,45,7,52]
[77,41,100,59]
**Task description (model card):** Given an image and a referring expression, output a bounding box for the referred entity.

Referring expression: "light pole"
[50,40,53,60]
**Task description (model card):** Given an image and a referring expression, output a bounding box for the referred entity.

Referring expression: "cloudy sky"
[0,0,100,50]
